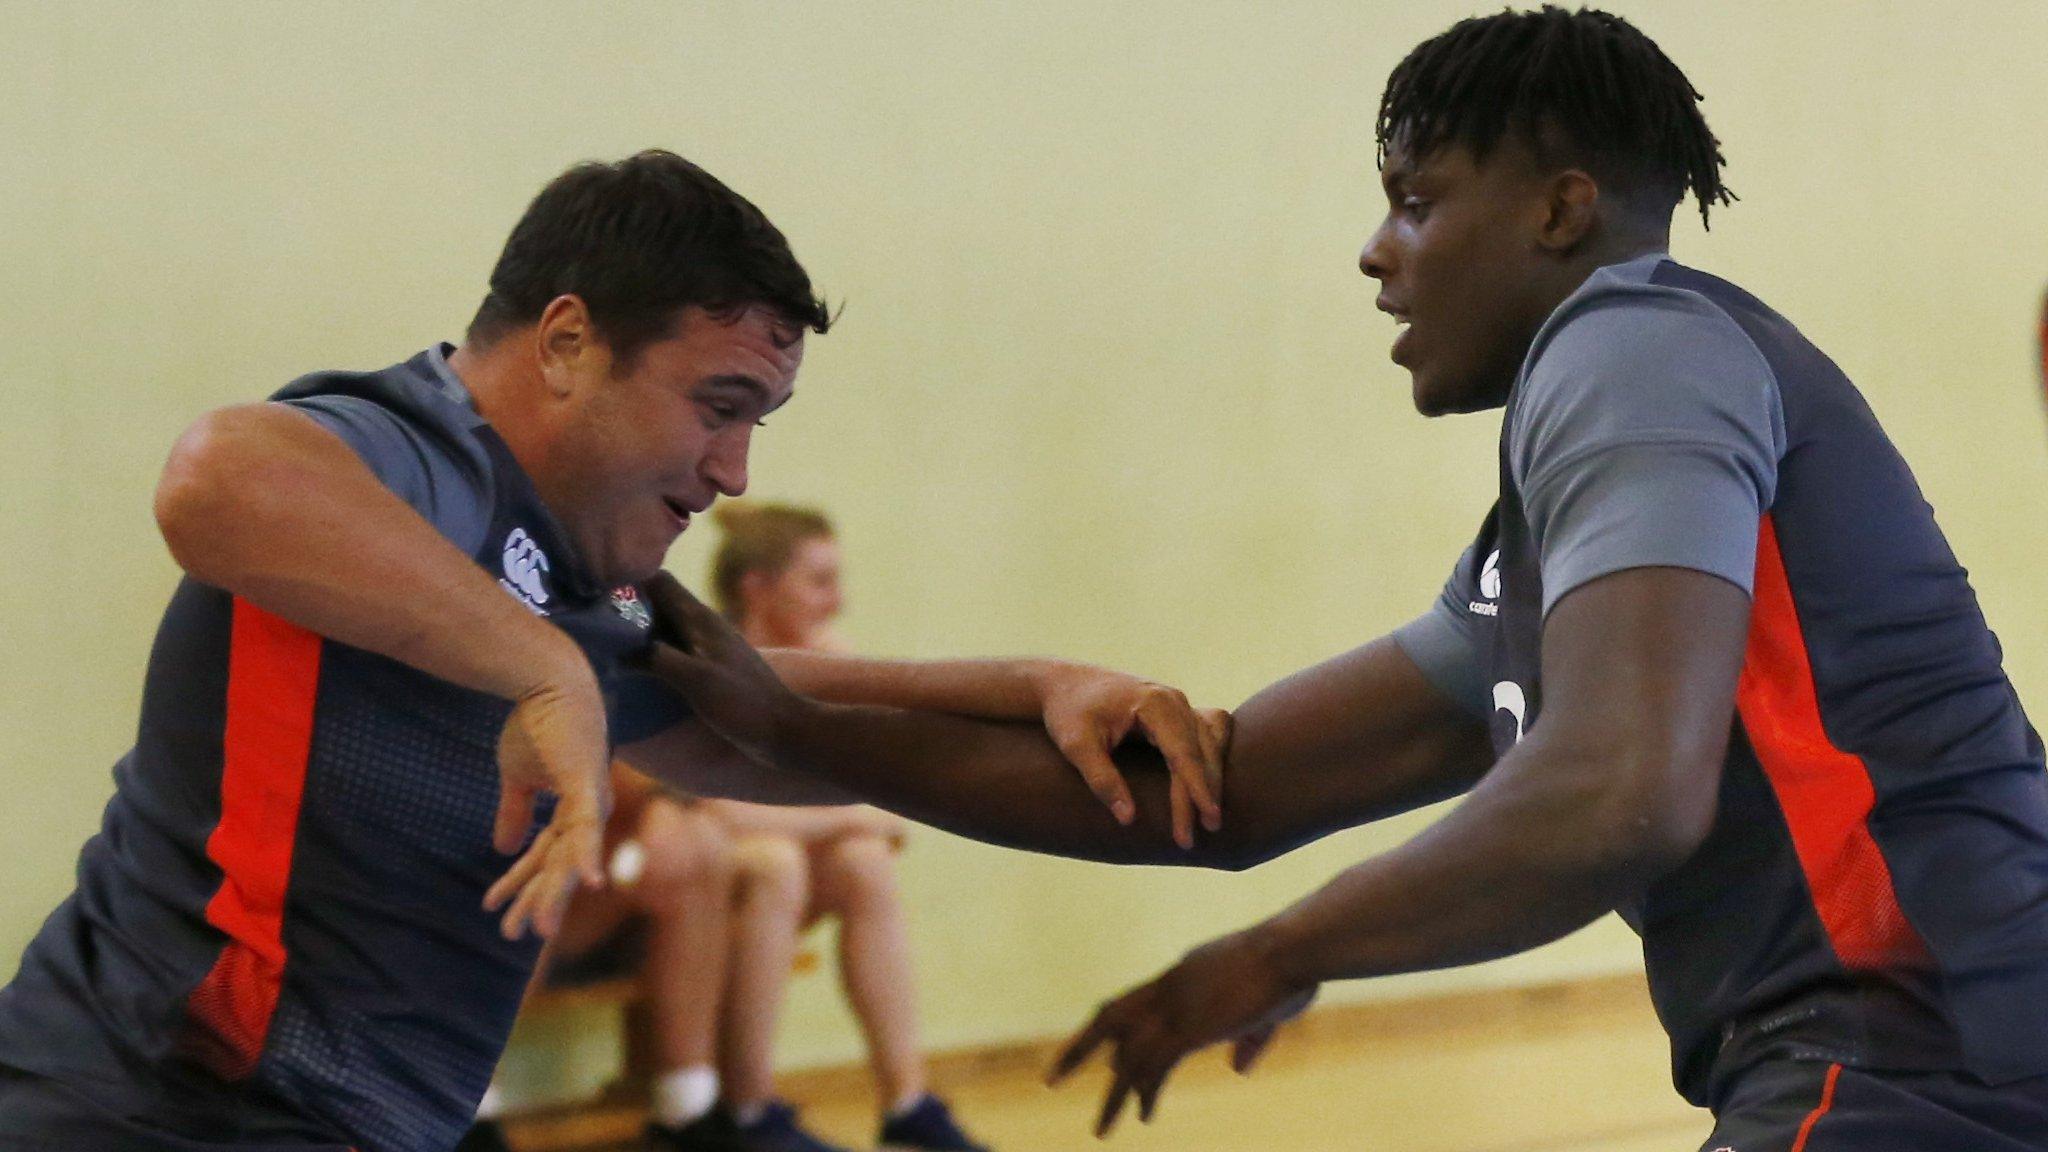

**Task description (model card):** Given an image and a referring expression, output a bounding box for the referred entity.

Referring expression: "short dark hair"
[1377,6,1734,227]
[468,150,833,363]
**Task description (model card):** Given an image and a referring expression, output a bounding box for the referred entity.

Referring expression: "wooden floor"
[508,973,1712,1152]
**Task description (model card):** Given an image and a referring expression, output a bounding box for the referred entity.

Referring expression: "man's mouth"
[662,496,693,531]
[1378,297,1414,364]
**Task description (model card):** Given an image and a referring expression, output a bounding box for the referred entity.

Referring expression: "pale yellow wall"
[5,1,2048,1081]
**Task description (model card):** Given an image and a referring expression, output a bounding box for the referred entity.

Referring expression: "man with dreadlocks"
[632,8,2048,1147]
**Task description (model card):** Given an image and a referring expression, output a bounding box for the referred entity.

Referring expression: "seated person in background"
[695,501,991,1152]
[460,764,738,1152]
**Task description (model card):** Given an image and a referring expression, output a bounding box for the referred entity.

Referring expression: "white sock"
[475,1083,506,1121]
[652,1066,720,1128]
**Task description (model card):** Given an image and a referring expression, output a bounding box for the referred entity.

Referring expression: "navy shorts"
[1704,1059,2048,1151]
[0,1066,351,1152]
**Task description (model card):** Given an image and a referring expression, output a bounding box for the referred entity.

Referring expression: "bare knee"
[733,835,810,916]
[630,800,735,907]
[813,834,901,917]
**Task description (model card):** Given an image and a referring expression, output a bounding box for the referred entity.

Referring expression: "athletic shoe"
[728,1100,853,1152]
[646,1105,748,1151]
[878,1095,991,1152]
[452,1119,517,1152]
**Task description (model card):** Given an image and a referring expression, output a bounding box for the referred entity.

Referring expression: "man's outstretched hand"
[638,571,806,768]
[638,570,1231,848]
[1033,662,1231,850]
[481,671,611,941]
[1048,928,1317,1137]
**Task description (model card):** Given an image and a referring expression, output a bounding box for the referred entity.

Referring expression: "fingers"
[1095,1070,1133,1138]
[640,571,698,653]
[1049,1004,1118,1084]
[1167,774,1193,851]
[1134,1066,1167,1126]
[485,821,604,941]
[1105,1020,1183,1135]
[488,826,564,940]
[642,572,742,661]
[1055,734,1137,826]
[638,640,706,688]
[1048,992,1184,1138]
[483,835,547,912]
[484,801,606,940]
[1131,692,1222,835]
[552,780,610,891]
[492,782,537,856]
[1230,1025,1277,1075]
[1196,708,1231,822]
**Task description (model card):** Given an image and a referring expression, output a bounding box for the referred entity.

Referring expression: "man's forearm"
[769,697,1454,868]
[773,699,1195,863]
[701,798,869,842]
[765,649,1061,720]
[1254,738,1695,987]
[156,403,591,699]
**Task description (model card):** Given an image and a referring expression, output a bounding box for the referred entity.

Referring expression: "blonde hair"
[708,500,836,620]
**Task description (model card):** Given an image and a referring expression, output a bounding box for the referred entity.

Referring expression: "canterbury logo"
[500,528,552,615]
[1468,549,1502,617]
[1493,680,1527,744]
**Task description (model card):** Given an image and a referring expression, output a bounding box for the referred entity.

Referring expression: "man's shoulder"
[1511,258,1779,449]
[270,347,502,552]
[1500,257,1787,515]
[272,346,484,436]
[1529,255,1760,371]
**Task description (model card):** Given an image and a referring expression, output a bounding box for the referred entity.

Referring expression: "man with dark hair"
[639,11,2048,1148]
[0,150,1224,1152]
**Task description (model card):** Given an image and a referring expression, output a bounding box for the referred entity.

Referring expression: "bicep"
[156,403,415,562]
[1528,566,1751,853]
[278,396,493,549]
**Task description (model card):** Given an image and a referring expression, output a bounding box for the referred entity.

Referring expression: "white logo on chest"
[1493,680,1527,744]
[1468,549,1502,617]
[500,528,552,615]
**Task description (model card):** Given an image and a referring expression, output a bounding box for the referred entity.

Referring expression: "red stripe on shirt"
[1736,515,1929,971]
[185,599,322,1080]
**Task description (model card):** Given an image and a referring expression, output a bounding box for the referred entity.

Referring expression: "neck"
[1526,229,1670,337]
[446,336,555,480]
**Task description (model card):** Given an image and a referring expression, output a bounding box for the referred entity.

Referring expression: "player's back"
[1626,261,2048,1101]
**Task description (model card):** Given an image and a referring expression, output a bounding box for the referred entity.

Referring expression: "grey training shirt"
[1394,253,1786,717]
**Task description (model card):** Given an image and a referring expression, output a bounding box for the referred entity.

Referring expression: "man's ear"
[534,294,607,397]
[1537,169,1602,254]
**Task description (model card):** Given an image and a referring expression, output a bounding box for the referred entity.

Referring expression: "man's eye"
[1402,196,1431,219]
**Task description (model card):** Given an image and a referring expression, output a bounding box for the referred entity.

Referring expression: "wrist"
[1244,913,1323,996]
[1023,657,1094,701]
[516,627,601,703]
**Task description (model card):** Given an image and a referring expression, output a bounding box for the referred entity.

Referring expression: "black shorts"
[0,1066,351,1152]
[1705,1059,2048,1151]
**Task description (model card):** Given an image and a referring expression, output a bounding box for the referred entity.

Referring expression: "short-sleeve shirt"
[1393,255,2048,1103]
[1394,253,1784,713]
[0,346,688,1152]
